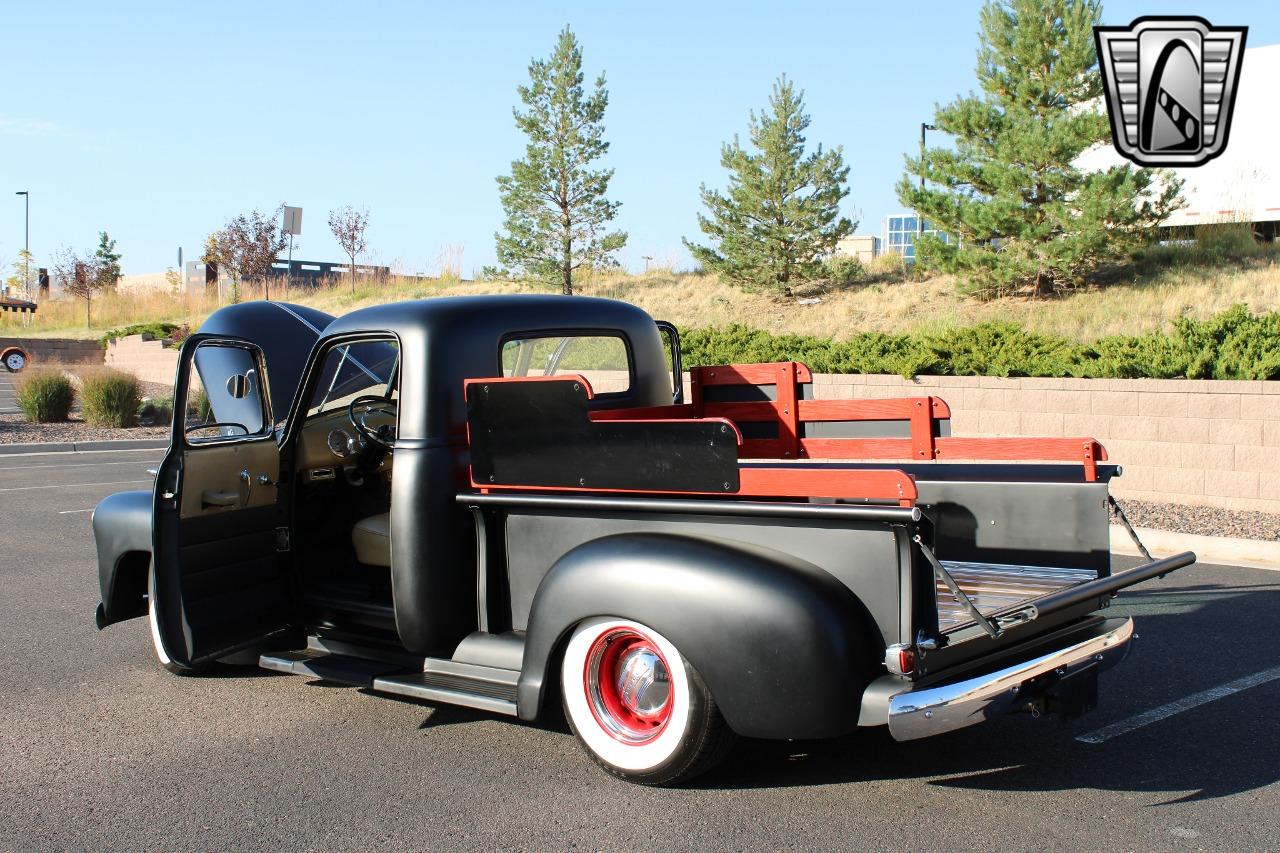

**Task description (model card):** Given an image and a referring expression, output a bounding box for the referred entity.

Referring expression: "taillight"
[885,644,917,676]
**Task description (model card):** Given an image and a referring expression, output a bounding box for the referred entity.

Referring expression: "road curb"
[1111,524,1280,571]
[0,438,168,456]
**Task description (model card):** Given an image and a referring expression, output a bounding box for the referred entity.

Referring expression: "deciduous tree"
[327,206,370,294]
[205,207,288,302]
[492,26,626,295]
[897,0,1183,297]
[52,246,106,327]
[685,76,855,295]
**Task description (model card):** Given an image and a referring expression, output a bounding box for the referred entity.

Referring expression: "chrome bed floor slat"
[936,560,1098,632]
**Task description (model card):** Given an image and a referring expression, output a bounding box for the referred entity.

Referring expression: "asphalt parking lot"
[1,448,1278,851]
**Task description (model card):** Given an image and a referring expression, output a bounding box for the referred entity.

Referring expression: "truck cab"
[92,294,1194,785]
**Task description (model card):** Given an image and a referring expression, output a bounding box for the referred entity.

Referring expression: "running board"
[372,660,519,717]
[259,650,404,686]
[260,646,521,716]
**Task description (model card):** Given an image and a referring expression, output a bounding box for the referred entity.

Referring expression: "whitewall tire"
[561,617,735,785]
[148,567,206,676]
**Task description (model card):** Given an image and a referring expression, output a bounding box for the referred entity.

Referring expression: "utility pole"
[15,191,29,298]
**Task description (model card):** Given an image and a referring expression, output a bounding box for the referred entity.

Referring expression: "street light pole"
[918,125,935,239]
[15,191,29,298]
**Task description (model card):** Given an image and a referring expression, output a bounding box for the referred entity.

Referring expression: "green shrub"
[866,251,907,279]
[187,387,212,423]
[15,369,73,423]
[922,323,1088,378]
[138,395,174,426]
[99,322,181,348]
[679,304,1280,380]
[80,369,142,427]
[819,255,865,287]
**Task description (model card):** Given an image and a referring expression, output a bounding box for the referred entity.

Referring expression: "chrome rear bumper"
[882,616,1135,741]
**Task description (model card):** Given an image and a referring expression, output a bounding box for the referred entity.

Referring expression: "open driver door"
[152,335,293,668]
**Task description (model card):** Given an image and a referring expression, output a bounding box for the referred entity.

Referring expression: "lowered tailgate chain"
[1108,495,1153,562]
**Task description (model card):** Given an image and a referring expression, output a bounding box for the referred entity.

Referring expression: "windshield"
[308,339,399,415]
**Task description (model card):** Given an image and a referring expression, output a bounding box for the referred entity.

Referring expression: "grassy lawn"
[5,249,1279,344]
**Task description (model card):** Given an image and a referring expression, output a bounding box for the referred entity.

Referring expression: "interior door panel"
[179,440,280,519]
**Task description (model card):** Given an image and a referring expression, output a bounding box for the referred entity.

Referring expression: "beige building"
[834,234,879,263]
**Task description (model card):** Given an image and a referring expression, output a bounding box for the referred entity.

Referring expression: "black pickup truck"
[92,295,1195,784]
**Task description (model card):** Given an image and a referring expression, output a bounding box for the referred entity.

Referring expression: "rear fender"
[518,532,880,740]
[93,490,154,628]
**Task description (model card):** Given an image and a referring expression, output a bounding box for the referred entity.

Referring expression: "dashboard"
[295,407,394,481]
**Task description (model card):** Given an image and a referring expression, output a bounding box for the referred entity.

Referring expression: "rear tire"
[148,568,208,676]
[561,617,736,786]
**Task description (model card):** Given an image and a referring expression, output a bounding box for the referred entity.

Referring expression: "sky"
[3,1,1278,278]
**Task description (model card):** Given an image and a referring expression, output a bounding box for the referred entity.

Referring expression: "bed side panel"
[503,509,904,646]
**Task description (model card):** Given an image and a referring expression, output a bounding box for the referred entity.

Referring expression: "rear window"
[500,334,632,395]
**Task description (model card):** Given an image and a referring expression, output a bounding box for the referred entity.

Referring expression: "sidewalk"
[0,438,169,455]
[1111,525,1280,572]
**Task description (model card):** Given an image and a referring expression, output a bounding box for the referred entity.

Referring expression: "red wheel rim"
[584,627,674,745]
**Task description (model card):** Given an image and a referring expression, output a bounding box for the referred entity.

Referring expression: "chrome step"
[258,650,404,687]
[373,659,519,717]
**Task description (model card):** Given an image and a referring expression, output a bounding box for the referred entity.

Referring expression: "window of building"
[882,214,952,262]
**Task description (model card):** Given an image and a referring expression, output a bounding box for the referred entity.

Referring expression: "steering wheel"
[348,394,398,451]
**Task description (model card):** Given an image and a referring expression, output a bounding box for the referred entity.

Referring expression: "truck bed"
[938,561,1097,632]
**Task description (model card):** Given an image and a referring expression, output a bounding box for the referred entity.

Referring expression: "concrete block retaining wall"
[808,374,1280,514]
[104,335,179,385]
[0,337,103,365]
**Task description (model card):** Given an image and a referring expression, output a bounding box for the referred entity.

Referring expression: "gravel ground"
[1114,497,1280,541]
[0,412,170,443]
[0,379,173,444]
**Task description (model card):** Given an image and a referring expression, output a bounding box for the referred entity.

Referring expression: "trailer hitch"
[913,534,1004,640]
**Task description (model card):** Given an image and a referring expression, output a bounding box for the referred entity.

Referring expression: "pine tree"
[686,76,854,295]
[493,26,626,295]
[898,0,1182,297]
[94,231,122,289]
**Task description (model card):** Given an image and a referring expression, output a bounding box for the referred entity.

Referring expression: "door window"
[184,341,270,443]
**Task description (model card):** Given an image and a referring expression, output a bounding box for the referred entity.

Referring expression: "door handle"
[201,490,239,508]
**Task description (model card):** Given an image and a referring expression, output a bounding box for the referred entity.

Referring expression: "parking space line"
[0,479,151,492]
[0,446,163,459]
[58,508,95,514]
[0,459,162,472]
[1076,664,1280,744]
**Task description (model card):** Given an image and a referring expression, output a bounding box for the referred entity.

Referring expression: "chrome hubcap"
[615,647,670,716]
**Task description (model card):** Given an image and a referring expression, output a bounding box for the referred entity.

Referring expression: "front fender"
[93,489,154,628]
[518,532,880,739]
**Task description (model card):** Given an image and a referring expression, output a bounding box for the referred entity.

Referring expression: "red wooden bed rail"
[466,373,918,505]
[596,361,1107,481]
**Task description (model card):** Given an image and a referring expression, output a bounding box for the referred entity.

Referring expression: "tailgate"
[935,551,1198,636]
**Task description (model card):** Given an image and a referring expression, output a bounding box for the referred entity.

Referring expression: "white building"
[1078,42,1280,235]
